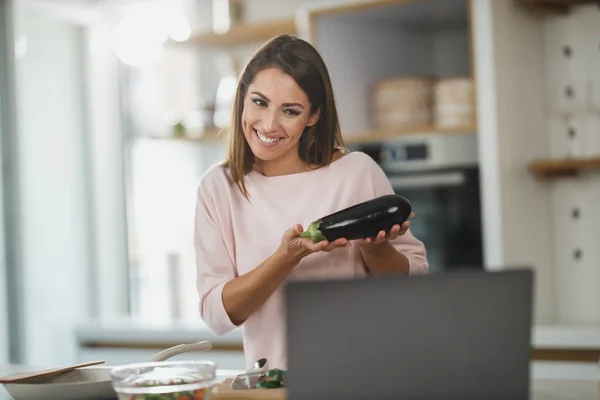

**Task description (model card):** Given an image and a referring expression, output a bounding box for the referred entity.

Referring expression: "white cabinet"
[540,4,600,324]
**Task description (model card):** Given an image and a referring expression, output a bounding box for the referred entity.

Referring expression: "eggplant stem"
[298,220,327,243]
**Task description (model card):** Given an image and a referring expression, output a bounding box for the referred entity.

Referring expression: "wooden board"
[209,379,286,400]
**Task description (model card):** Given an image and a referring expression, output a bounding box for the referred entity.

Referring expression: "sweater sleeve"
[194,180,238,335]
[369,156,429,275]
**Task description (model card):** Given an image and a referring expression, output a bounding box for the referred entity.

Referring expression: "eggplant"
[299,194,412,243]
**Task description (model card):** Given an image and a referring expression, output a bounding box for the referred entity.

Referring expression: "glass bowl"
[110,360,217,400]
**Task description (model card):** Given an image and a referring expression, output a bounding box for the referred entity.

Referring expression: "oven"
[351,133,484,273]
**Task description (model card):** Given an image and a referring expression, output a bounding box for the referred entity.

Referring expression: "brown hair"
[223,34,345,199]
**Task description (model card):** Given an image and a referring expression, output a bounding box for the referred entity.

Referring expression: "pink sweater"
[194,151,428,370]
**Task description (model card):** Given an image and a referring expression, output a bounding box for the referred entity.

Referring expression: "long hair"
[223,34,345,199]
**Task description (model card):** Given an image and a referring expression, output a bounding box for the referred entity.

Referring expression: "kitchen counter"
[73,319,600,378]
[75,318,600,349]
[75,318,244,347]
[0,363,598,400]
[74,318,247,370]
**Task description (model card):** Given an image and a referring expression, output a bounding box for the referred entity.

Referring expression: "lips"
[254,128,284,144]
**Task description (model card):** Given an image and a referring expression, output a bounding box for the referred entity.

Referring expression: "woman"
[194,34,428,370]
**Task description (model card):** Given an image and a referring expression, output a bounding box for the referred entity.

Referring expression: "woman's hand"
[357,212,414,247]
[222,224,349,327]
[278,224,350,266]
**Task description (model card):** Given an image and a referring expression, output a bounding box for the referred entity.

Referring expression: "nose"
[263,109,279,132]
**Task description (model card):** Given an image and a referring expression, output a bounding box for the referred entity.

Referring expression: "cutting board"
[209,378,286,400]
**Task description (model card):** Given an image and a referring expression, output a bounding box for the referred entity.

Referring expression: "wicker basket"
[372,77,435,131]
[434,77,475,129]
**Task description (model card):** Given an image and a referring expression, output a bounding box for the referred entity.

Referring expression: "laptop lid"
[284,269,533,400]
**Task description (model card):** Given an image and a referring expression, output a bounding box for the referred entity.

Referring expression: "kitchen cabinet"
[297,0,476,142]
[534,4,600,326]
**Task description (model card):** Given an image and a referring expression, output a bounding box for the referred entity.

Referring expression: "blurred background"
[0,0,599,380]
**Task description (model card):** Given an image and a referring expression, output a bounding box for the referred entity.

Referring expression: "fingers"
[400,221,410,234]
[361,222,408,244]
[323,238,351,252]
[363,230,387,244]
[386,224,401,241]
[299,237,350,253]
[282,224,303,243]
[301,238,329,252]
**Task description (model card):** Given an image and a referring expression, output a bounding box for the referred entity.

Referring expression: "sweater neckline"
[247,151,358,181]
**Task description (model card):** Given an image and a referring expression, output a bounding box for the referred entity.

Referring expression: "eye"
[251,98,267,107]
[283,109,301,116]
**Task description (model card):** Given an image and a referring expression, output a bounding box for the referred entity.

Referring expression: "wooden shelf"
[528,157,600,178]
[182,18,296,49]
[343,125,477,145]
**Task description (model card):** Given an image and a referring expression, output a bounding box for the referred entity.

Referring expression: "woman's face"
[241,67,320,166]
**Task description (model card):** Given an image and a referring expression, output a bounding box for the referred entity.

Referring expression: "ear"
[306,107,321,127]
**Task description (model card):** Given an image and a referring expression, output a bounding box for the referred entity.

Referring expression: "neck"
[255,152,310,177]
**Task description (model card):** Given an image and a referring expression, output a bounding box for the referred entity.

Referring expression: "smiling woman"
[194,34,428,371]
[225,34,344,193]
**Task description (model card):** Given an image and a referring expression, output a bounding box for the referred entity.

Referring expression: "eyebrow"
[250,91,305,109]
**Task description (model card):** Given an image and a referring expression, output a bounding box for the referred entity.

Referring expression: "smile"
[254,128,283,144]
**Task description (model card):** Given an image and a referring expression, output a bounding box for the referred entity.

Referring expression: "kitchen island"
[0,363,598,400]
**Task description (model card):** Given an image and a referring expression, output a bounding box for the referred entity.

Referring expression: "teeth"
[255,129,281,144]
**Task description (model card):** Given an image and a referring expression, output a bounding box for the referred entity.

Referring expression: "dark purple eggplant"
[299,194,412,243]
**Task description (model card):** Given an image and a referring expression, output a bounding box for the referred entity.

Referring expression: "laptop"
[284,269,533,400]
